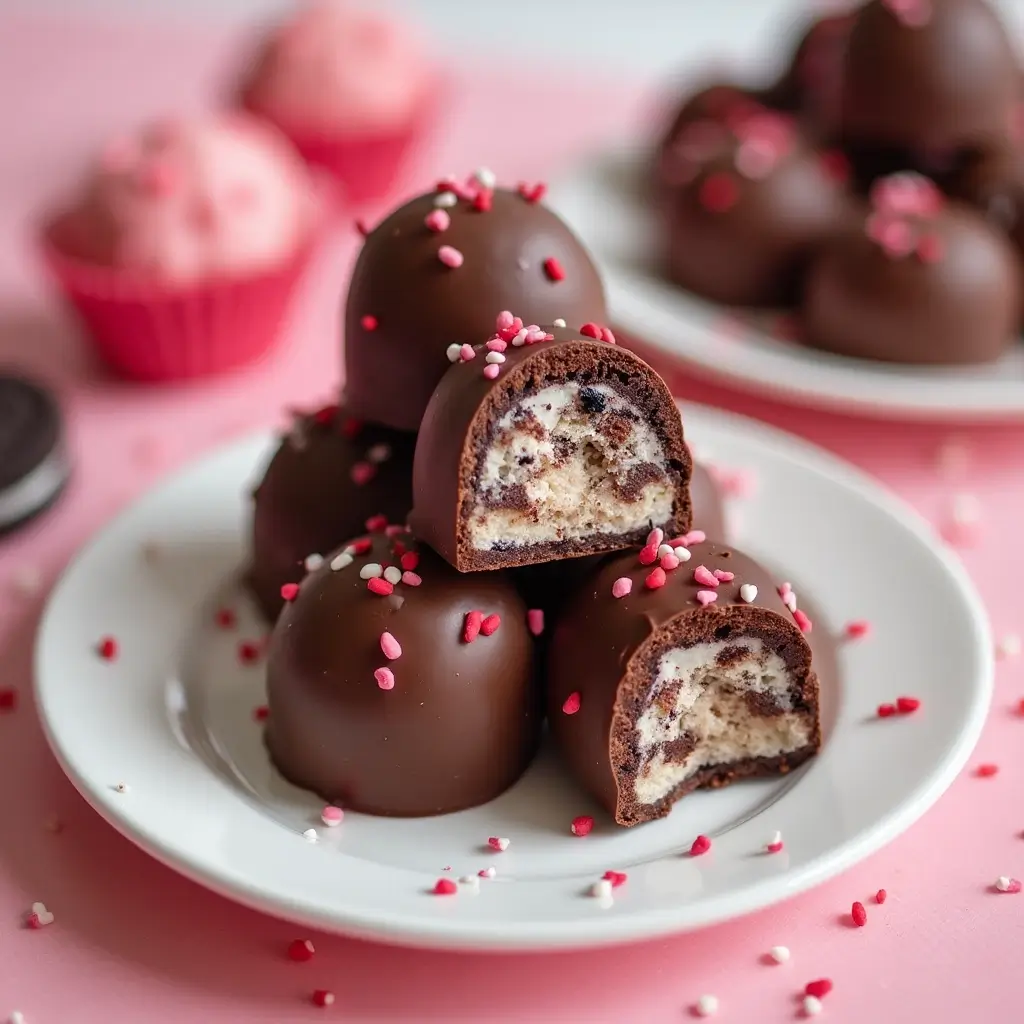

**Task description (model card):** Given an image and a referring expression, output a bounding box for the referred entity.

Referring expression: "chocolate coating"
[663,113,853,307]
[409,325,692,572]
[839,0,1019,187]
[265,528,540,817]
[247,406,414,621]
[547,542,820,826]
[803,186,1021,364]
[344,183,607,431]
[948,148,1024,255]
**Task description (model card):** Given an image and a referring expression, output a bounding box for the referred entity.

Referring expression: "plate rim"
[33,405,994,951]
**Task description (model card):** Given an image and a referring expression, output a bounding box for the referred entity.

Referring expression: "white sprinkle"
[952,492,981,525]
[367,443,392,464]
[435,190,458,208]
[446,343,463,363]
[302,828,318,842]
[516,258,530,271]
[383,566,402,585]
[458,874,481,892]
[553,318,566,328]
[485,351,506,364]
[304,553,324,572]
[783,592,798,612]
[474,167,497,189]
[488,836,510,852]
[739,583,758,603]
[694,994,719,1017]
[996,875,1016,892]
[803,995,822,1017]
[360,563,383,579]
[589,879,613,899]
[672,545,692,562]
[330,552,353,571]
[9,1012,25,1024]
[113,783,129,795]
[512,328,529,347]
[997,633,1021,659]
[768,945,790,963]
[478,866,497,879]
[657,543,675,559]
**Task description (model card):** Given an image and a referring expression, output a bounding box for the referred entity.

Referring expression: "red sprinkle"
[976,763,1000,777]
[875,889,888,904]
[214,607,236,629]
[472,188,493,212]
[365,514,388,533]
[645,567,667,590]
[579,322,602,339]
[805,980,833,1000]
[350,538,373,555]
[600,326,616,344]
[239,640,262,665]
[288,938,315,962]
[603,870,628,888]
[562,692,581,715]
[852,901,867,927]
[571,815,594,837]
[340,417,362,439]
[896,696,921,714]
[253,704,269,721]
[351,462,376,485]
[463,610,484,643]
[433,878,458,895]
[312,404,337,427]
[280,583,300,602]
[518,182,547,203]
[845,620,871,640]
[793,609,813,633]
[360,314,378,331]
[877,703,897,718]
[690,834,712,856]
[527,608,544,636]
[312,989,335,1008]
[638,543,659,566]
[97,636,118,661]
[0,689,16,713]
[480,614,501,636]
[380,632,402,660]
[543,257,566,282]
[400,551,419,571]
[699,172,740,213]
[367,578,394,596]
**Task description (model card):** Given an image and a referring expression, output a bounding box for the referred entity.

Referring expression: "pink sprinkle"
[562,691,581,715]
[690,834,712,856]
[543,257,566,281]
[852,901,867,927]
[463,610,484,643]
[351,462,376,485]
[496,310,515,330]
[612,577,633,599]
[433,878,458,895]
[580,322,601,339]
[527,609,545,636]
[424,209,451,232]
[645,567,667,590]
[374,667,395,690]
[487,837,510,852]
[478,867,497,879]
[380,631,402,660]
[365,513,388,532]
[603,870,628,888]
[361,314,378,331]
[638,543,659,566]
[712,569,734,582]
[321,806,344,827]
[693,565,719,588]
[367,577,394,596]
[402,571,422,586]
[660,552,681,571]
[696,590,718,606]
[845,620,871,640]
[438,245,464,268]
[571,815,594,837]
[459,344,476,362]
[793,609,813,633]
[600,327,616,344]
[481,614,501,636]
[483,364,500,379]
[280,583,300,602]
[646,527,665,547]
[486,338,508,352]
[674,530,706,548]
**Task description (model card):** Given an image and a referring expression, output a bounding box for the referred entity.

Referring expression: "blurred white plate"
[35,405,991,951]
[550,148,1024,421]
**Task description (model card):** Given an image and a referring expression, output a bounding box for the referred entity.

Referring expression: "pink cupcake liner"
[39,214,320,383]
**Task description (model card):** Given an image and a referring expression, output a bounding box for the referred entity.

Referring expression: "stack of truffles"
[249,172,821,825]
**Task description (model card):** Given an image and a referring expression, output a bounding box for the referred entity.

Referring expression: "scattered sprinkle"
[214,607,236,629]
[562,692,581,715]
[446,343,462,363]
[690,834,711,856]
[553,317,566,328]
[374,667,395,691]
[571,815,594,837]
[0,689,18,713]
[695,590,718,606]
[304,553,324,573]
[896,696,921,714]
[321,806,343,827]
[97,636,118,661]
[485,351,506,365]
[765,831,783,854]
[877,703,896,718]
[995,876,1022,893]
[330,552,353,571]
[113,783,129,794]
[280,582,300,603]
[402,571,422,586]
[458,874,481,892]
[612,577,633,598]
[699,172,740,213]
[589,879,613,900]
[459,343,476,363]
[479,867,497,879]
[543,257,566,281]
[24,902,54,929]
[463,610,484,643]
[360,314,378,331]
[425,209,451,232]
[488,837,510,852]
[435,190,458,208]
[802,995,823,1017]
[693,565,719,588]
[739,584,758,603]
[351,462,376,485]
[660,552,680,571]
[253,704,269,721]
[360,562,383,579]
[645,567,667,590]
[639,543,659,566]
[805,979,833,1000]
[845,620,871,640]
[438,245,464,268]
[383,566,402,585]
[851,901,867,926]
[239,641,262,665]
[768,945,790,964]
[794,609,813,633]
[365,514,388,533]
[483,364,500,380]
[603,870,628,887]
[875,889,887,904]
[380,632,402,660]
[367,578,394,596]
[433,878,458,895]
[312,990,335,1008]
[527,608,544,636]
[694,994,719,1018]
[518,182,547,203]
[288,938,315,962]
[580,322,602,339]
[976,763,1000,778]
[480,614,501,636]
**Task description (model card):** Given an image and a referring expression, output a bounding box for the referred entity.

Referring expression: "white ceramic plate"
[35,405,992,951]
[549,148,1024,421]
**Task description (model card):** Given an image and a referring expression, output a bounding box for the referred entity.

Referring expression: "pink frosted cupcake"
[238,1,434,205]
[41,114,320,382]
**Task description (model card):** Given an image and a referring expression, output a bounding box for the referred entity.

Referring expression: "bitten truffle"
[803,173,1021,363]
[838,0,1019,186]
[265,527,540,817]
[547,541,821,827]
[662,109,852,306]
[344,178,607,431]
[247,405,414,621]
[408,321,692,572]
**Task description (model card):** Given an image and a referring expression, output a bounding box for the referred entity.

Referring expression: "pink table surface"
[2,13,1023,1024]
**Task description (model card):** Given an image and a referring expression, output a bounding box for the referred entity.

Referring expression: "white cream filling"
[632,639,811,806]
[467,383,672,550]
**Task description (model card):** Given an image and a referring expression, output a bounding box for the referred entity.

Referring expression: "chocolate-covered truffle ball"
[409,322,692,572]
[265,527,540,817]
[803,173,1021,364]
[344,177,607,431]
[247,405,414,621]
[839,0,1019,186]
[547,541,821,827]
[663,110,852,306]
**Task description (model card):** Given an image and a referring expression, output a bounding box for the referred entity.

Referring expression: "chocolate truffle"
[344,177,607,432]
[0,376,68,535]
[948,149,1024,254]
[838,0,1019,186]
[547,541,821,827]
[248,405,414,621]
[409,321,692,572]
[663,110,852,306]
[803,173,1021,363]
[265,527,540,817]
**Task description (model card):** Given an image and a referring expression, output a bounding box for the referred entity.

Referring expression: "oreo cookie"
[0,376,68,535]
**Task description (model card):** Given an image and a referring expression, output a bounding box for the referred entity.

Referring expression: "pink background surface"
[2,13,1023,1023]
